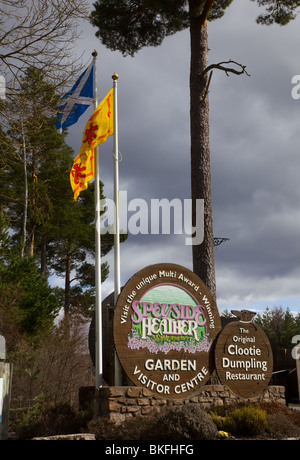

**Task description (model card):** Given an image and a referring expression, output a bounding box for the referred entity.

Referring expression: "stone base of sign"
[80,385,286,425]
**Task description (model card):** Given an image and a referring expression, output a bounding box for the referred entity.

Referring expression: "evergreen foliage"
[255,306,300,351]
[0,250,61,339]
[0,66,127,343]
[253,0,300,25]
[90,1,300,58]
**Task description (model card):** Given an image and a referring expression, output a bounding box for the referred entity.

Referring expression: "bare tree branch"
[200,59,250,102]
[214,237,230,248]
[0,0,90,90]
[202,59,250,77]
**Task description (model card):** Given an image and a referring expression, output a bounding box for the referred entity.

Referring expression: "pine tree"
[255,306,300,351]
[47,180,120,316]
[0,229,61,341]
[1,66,127,317]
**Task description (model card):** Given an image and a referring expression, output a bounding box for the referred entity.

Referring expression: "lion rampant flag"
[70,88,113,200]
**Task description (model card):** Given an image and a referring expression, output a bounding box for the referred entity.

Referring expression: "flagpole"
[112,72,120,301]
[112,72,123,386]
[93,50,103,389]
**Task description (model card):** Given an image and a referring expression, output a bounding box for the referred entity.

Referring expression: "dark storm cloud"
[204,1,300,296]
[64,0,300,311]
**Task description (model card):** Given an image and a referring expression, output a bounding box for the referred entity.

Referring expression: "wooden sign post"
[0,336,13,441]
[114,263,221,399]
[215,310,273,399]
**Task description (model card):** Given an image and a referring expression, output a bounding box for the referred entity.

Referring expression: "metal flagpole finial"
[92,50,98,57]
[112,72,119,80]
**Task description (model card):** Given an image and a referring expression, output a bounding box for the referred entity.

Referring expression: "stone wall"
[87,385,286,425]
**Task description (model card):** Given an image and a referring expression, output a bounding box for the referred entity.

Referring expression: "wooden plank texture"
[215,311,273,398]
[114,263,221,399]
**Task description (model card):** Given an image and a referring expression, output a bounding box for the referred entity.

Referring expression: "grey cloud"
[65,1,300,312]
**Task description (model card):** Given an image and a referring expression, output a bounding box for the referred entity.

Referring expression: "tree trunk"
[29,224,35,257]
[41,237,48,277]
[64,252,72,315]
[21,120,28,259]
[29,147,37,257]
[0,205,3,252]
[189,0,216,299]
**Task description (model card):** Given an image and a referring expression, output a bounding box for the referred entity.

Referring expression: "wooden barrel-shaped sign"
[114,263,221,399]
[215,310,273,398]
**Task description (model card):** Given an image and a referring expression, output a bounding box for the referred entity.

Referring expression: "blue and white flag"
[56,62,94,133]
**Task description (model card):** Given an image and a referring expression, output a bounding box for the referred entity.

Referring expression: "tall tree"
[18,67,60,257]
[47,181,116,316]
[0,67,127,316]
[0,233,61,341]
[0,67,62,257]
[0,124,18,234]
[90,0,300,299]
[255,306,300,351]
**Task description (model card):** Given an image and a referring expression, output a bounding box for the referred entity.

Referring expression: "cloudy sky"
[63,0,300,315]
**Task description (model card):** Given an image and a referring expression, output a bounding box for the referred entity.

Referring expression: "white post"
[112,72,120,303]
[112,72,122,386]
[0,337,12,441]
[93,51,103,389]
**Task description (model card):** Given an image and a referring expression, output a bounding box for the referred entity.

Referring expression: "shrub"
[208,403,267,437]
[265,413,300,439]
[87,417,121,440]
[15,402,90,440]
[88,404,218,440]
[259,401,300,426]
[228,406,267,436]
[153,404,218,440]
[208,412,228,432]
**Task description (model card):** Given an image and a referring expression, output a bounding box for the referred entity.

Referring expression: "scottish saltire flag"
[56,62,94,133]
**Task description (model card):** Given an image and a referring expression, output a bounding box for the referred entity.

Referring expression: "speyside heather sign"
[114,263,221,399]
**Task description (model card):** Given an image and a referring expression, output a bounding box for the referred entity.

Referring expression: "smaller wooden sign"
[215,310,273,399]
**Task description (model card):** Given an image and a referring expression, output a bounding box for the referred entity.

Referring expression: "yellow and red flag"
[70,88,113,200]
